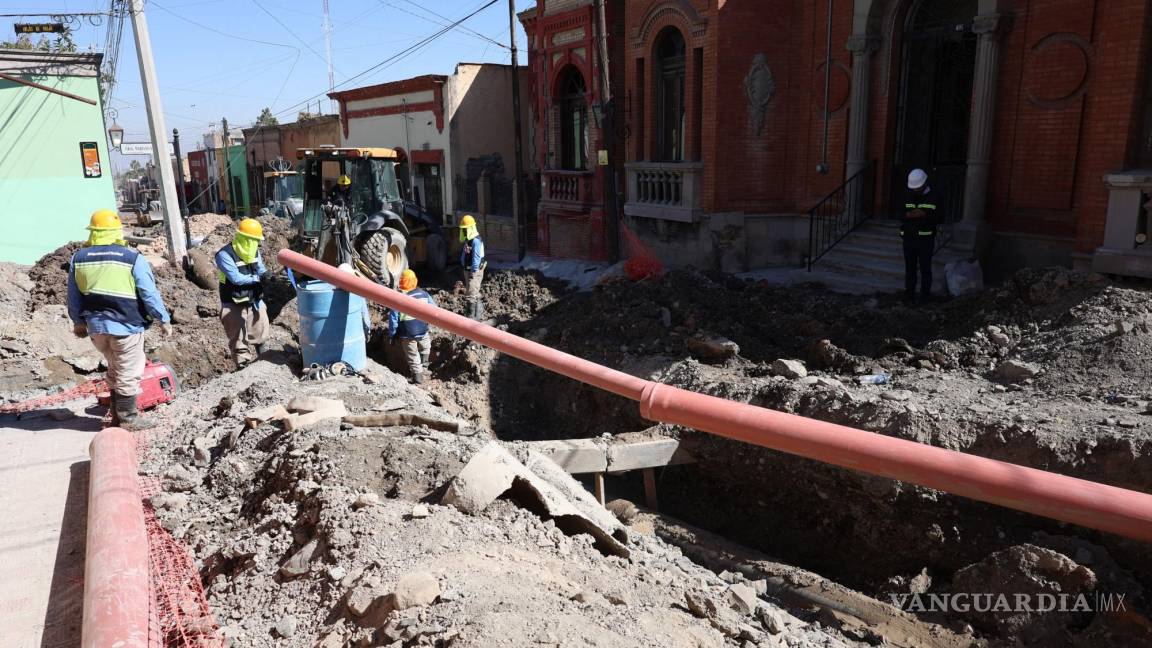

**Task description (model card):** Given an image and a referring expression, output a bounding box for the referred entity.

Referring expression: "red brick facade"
[524,0,1152,268]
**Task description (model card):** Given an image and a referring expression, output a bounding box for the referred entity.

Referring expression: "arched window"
[558,66,587,170]
[655,27,686,162]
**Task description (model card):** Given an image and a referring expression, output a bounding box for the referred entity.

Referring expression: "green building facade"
[0,50,115,264]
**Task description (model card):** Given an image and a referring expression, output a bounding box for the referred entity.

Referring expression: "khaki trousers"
[90,332,145,397]
[220,301,269,364]
[398,335,431,376]
[464,266,485,306]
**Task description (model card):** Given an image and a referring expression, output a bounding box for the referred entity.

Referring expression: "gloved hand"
[161,322,174,337]
[72,323,88,338]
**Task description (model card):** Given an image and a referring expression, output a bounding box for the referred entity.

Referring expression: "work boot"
[115,394,157,432]
[107,393,120,426]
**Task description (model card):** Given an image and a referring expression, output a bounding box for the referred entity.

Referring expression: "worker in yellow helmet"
[387,269,437,384]
[328,173,353,205]
[458,214,486,320]
[215,218,269,368]
[67,209,172,430]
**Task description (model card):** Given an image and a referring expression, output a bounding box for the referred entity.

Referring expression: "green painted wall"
[0,73,115,264]
[226,144,250,215]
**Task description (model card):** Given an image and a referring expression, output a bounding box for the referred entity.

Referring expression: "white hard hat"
[907,168,928,190]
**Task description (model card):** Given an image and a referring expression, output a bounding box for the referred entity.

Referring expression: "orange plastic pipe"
[279,250,1152,542]
[82,427,149,648]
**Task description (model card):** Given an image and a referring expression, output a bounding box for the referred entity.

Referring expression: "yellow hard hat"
[398,269,418,292]
[337,174,352,187]
[460,214,476,228]
[88,209,122,230]
[237,218,264,240]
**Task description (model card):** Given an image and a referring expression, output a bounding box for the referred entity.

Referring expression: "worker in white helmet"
[901,169,942,302]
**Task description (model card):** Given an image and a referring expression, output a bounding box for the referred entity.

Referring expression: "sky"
[1,0,532,173]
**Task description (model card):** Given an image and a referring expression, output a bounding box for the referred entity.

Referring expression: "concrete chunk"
[244,404,289,428]
[283,407,347,432]
[527,438,607,473]
[392,571,440,610]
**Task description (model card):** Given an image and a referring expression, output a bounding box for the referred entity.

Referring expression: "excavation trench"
[413,266,1152,647]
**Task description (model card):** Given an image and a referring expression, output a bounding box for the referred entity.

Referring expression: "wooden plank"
[594,472,605,506]
[606,437,694,472]
[525,439,607,474]
[0,72,97,105]
[643,468,659,511]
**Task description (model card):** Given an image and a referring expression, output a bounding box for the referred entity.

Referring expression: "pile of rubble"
[141,359,876,647]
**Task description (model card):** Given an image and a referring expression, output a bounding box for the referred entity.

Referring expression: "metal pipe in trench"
[82,427,149,648]
[278,250,1152,543]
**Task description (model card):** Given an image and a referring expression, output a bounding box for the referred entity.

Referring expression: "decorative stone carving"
[744,53,776,136]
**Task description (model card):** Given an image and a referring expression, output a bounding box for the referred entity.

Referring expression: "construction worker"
[67,209,172,430]
[459,214,486,320]
[387,269,436,384]
[216,218,269,367]
[901,168,941,302]
[328,174,352,205]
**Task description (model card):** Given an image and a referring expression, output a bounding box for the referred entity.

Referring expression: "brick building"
[243,114,340,210]
[522,0,1152,281]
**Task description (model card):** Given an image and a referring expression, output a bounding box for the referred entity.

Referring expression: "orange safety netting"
[619,224,664,281]
[130,424,226,648]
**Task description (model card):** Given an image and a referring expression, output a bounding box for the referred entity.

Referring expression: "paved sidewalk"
[0,410,101,648]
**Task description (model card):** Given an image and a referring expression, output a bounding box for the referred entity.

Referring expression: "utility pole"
[127,0,187,261]
[508,0,527,260]
[323,0,336,113]
[171,128,191,247]
[221,117,232,215]
[402,99,415,202]
[593,0,619,262]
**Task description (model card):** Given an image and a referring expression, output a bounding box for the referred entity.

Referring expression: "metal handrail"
[278,249,1152,543]
[806,160,877,270]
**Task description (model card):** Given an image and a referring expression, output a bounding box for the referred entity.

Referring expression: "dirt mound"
[432,268,570,322]
[27,241,83,311]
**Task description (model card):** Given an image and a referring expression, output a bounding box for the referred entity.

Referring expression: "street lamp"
[108,122,124,150]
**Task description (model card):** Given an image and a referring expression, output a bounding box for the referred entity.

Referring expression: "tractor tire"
[425,232,448,272]
[358,227,408,288]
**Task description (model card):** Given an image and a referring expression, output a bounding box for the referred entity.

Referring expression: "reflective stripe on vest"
[396,288,433,338]
[917,203,938,210]
[72,246,145,327]
[217,244,261,304]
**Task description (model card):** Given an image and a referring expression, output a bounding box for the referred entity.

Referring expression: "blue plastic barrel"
[296,280,368,371]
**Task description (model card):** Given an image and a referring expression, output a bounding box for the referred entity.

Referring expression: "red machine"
[1,360,179,416]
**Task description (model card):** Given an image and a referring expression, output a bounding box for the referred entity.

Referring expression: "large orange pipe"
[82,427,149,648]
[279,250,1152,542]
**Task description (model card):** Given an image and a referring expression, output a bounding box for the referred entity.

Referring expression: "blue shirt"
[387,288,436,338]
[67,252,171,335]
[215,246,267,306]
[460,236,485,272]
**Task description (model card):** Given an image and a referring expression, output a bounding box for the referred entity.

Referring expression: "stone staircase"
[799,220,970,294]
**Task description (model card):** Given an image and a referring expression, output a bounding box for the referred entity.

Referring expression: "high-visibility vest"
[216,244,263,304]
[395,288,433,338]
[71,245,145,327]
[901,191,940,238]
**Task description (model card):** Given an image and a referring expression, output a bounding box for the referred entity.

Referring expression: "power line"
[386,0,508,50]
[272,0,499,119]
[250,0,344,78]
[150,0,300,52]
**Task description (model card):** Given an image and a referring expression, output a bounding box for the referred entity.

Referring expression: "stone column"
[961,13,1009,230]
[845,34,880,179]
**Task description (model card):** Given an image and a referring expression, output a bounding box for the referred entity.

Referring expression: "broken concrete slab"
[244,404,289,429]
[525,438,607,473]
[728,583,759,615]
[441,442,629,558]
[342,412,461,433]
[283,407,347,432]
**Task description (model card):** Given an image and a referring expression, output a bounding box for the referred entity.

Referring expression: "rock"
[770,359,807,380]
[393,571,440,610]
[603,590,632,606]
[162,464,200,492]
[727,583,759,615]
[151,492,189,511]
[996,359,1040,382]
[1118,418,1140,429]
[1116,320,1135,335]
[327,566,347,582]
[605,499,638,524]
[62,354,101,373]
[909,568,932,594]
[757,606,787,634]
[571,590,608,607]
[346,582,383,617]
[316,631,344,648]
[192,437,212,467]
[686,335,740,362]
[987,328,1012,348]
[684,590,719,619]
[950,544,1097,642]
[353,492,380,510]
[749,580,768,596]
[881,389,913,402]
[244,404,289,429]
[410,504,430,518]
[273,615,297,638]
[279,539,319,579]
